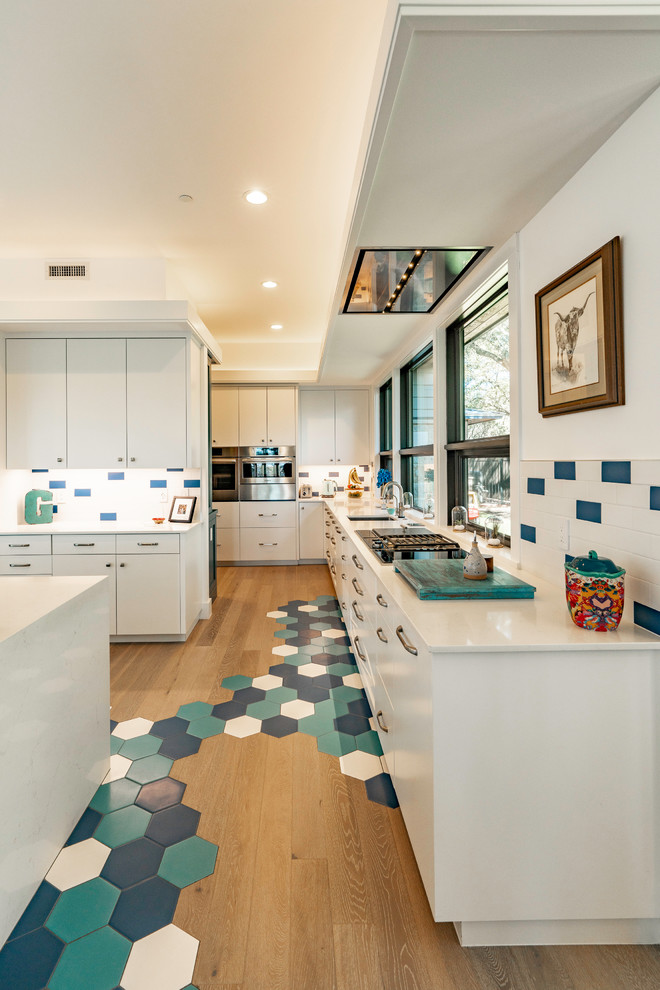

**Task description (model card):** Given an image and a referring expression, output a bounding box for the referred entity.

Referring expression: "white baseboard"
[454,917,660,947]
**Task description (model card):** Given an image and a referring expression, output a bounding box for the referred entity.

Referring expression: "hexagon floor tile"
[0,593,396,990]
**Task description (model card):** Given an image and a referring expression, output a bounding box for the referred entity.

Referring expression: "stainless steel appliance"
[211,447,239,502]
[356,527,465,565]
[239,446,296,501]
[299,483,312,499]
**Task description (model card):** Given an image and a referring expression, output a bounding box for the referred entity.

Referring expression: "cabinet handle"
[258,513,278,517]
[130,457,136,462]
[261,438,265,443]
[330,537,335,545]
[351,554,364,571]
[351,577,364,597]
[341,554,347,561]
[106,563,112,567]
[351,600,364,622]
[376,710,389,733]
[335,527,341,533]
[258,542,279,547]
[74,543,95,547]
[137,542,159,546]
[336,458,341,462]
[117,457,123,462]
[9,543,30,547]
[329,458,333,462]
[376,594,388,608]
[325,551,331,558]
[353,635,366,661]
[396,625,418,656]
[376,626,388,643]
[120,562,125,567]
[10,563,31,567]
[330,564,336,574]
[341,573,347,580]
[341,600,347,610]
[57,457,63,462]
[341,536,347,542]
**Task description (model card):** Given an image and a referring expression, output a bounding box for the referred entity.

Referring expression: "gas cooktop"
[356,527,466,564]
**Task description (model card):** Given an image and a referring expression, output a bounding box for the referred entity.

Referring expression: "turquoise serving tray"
[394,559,536,600]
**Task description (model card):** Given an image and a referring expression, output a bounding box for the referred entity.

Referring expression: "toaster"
[299,484,312,498]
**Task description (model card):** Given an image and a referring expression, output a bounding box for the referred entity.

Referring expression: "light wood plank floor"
[110,565,660,990]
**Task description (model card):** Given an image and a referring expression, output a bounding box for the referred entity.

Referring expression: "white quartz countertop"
[326,499,660,654]
[0,520,202,535]
[0,575,107,645]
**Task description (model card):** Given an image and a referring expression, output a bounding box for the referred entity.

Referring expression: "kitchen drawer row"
[215,501,325,564]
[0,532,201,640]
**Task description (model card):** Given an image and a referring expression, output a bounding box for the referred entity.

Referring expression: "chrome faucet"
[383,481,405,518]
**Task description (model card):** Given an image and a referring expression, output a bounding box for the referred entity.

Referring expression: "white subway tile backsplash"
[601,503,635,530]
[521,461,553,479]
[614,484,652,508]
[544,478,583,499]
[630,461,660,486]
[575,461,601,482]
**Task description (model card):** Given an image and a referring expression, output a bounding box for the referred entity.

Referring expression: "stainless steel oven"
[239,446,296,501]
[211,447,239,502]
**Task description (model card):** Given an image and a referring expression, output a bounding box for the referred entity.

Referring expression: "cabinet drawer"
[52,535,117,555]
[217,528,240,562]
[0,535,51,555]
[240,528,297,561]
[240,502,296,529]
[116,534,180,554]
[213,503,239,528]
[0,556,52,575]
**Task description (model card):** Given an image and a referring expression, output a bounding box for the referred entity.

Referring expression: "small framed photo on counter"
[169,495,197,523]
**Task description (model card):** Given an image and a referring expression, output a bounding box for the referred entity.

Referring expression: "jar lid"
[565,549,625,577]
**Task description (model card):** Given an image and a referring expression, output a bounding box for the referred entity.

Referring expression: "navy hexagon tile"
[0,593,396,990]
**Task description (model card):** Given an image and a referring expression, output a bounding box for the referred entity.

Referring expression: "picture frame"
[168,495,197,523]
[535,236,624,417]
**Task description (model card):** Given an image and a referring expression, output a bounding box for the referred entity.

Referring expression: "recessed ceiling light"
[245,190,268,205]
[261,280,278,289]
[270,324,283,331]
[178,194,193,202]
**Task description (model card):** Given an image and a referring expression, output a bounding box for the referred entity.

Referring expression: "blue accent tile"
[184,479,200,488]
[365,773,399,808]
[150,480,167,488]
[108,472,124,481]
[166,467,184,472]
[260,715,298,738]
[634,602,660,637]
[576,500,601,524]
[145,804,200,845]
[527,477,545,496]
[554,461,576,480]
[328,472,339,478]
[64,807,103,846]
[602,461,631,484]
[0,925,64,989]
[53,505,58,513]
[298,472,309,478]
[31,469,48,473]
[109,877,178,940]
[651,487,660,511]
[74,488,91,497]
[49,480,66,489]
[100,512,117,521]
[158,732,201,760]
[150,716,189,739]
[101,837,164,889]
[520,524,536,543]
[7,881,59,942]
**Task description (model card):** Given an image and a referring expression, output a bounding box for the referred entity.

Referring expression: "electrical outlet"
[159,490,168,502]
[558,518,570,550]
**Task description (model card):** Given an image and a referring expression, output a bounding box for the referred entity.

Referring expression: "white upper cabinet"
[239,387,296,446]
[126,338,187,468]
[67,338,127,468]
[6,338,67,469]
[299,389,369,465]
[211,387,239,447]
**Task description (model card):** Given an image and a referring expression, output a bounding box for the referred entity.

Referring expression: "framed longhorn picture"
[535,236,624,416]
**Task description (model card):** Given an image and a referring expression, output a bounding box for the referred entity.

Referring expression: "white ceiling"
[1,3,660,384]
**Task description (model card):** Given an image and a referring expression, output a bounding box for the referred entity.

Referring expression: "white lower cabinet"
[116,552,181,636]
[52,553,117,635]
[298,501,324,560]
[239,501,297,563]
[217,528,240,563]
[0,533,52,575]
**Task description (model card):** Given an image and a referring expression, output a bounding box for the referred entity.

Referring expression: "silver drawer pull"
[330,537,336,545]
[325,551,331,558]
[376,593,388,608]
[351,600,364,622]
[341,573,347,581]
[106,563,112,567]
[258,513,278,517]
[73,543,95,547]
[10,563,31,567]
[376,627,388,643]
[325,532,330,537]
[351,577,364,597]
[341,554,347,561]
[335,527,341,533]
[376,710,389,733]
[330,564,336,574]
[396,625,418,656]
[120,562,125,567]
[8,543,30,547]
[353,635,366,662]
[342,536,347,542]
[351,554,363,570]
[258,542,279,547]
[137,542,159,546]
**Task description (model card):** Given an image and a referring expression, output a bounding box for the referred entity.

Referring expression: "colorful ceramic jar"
[564,550,625,632]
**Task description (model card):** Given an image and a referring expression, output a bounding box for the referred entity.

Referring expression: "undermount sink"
[346,507,391,520]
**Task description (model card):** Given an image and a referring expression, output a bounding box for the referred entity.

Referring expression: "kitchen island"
[324,500,660,947]
[0,575,109,945]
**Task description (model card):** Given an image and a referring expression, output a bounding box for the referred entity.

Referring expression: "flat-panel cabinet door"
[299,390,335,464]
[239,388,267,445]
[52,555,117,635]
[298,501,324,559]
[266,388,296,445]
[126,338,187,468]
[211,387,239,447]
[67,339,127,468]
[335,389,369,465]
[116,553,180,635]
[6,338,67,469]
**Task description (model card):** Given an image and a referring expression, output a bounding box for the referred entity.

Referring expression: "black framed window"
[400,344,434,511]
[379,379,392,454]
[446,279,510,540]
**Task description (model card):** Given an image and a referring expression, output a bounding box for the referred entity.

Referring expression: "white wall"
[0,259,168,301]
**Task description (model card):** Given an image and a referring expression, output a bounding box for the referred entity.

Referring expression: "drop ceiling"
[1,3,660,385]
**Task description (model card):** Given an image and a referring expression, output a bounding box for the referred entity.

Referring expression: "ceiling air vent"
[46,262,89,279]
